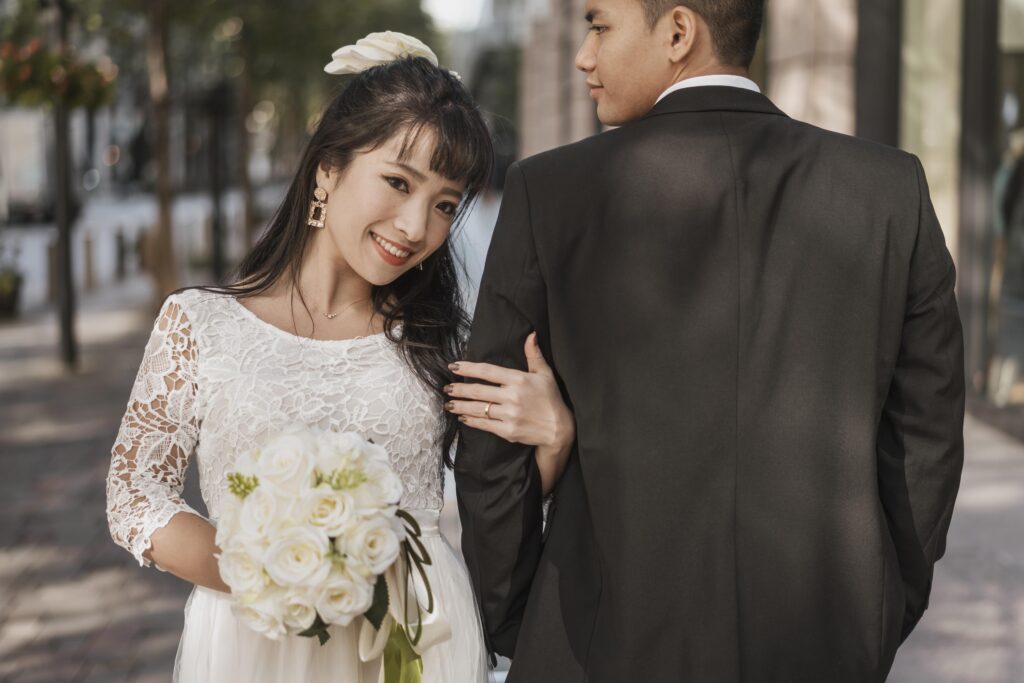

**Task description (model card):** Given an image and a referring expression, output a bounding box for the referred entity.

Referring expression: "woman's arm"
[106,297,228,593]
[147,512,230,593]
[445,332,575,496]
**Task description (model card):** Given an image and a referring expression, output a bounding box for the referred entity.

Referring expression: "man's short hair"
[641,0,765,68]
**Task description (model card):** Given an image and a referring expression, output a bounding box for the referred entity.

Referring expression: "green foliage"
[3,0,439,129]
[297,614,331,645]
[226,471,259,499]
[365,574,390,630]
[0,269,22,298]
[381,624,423,683]
[316,466,368,491]
[0,2,116,110]
[76,0,440,167]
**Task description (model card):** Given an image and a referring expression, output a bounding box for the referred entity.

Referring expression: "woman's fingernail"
[443,384,453,394]
[458,415,467,423]
[449,363,460,372]
[444,402,454,411]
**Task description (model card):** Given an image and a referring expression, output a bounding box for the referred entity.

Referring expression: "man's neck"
[665,64,751,90]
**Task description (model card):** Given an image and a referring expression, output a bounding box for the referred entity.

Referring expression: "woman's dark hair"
[191,56,493,468]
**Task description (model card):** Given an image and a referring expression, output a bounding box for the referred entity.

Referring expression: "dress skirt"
[173,512,488,683]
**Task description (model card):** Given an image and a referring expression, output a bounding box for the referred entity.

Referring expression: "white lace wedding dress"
[105,288,488,682]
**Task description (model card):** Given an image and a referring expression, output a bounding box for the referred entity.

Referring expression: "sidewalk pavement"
[0,279,1021,682]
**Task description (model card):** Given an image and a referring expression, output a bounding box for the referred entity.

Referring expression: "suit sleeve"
[455,162,548,657]
[877,155,965,642]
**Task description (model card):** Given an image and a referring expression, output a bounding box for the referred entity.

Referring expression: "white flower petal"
[324,31,439,76]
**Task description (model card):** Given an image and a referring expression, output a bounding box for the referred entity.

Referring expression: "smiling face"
[314,127,466,287]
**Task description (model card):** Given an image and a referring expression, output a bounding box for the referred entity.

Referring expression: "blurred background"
[0,0,1022,681]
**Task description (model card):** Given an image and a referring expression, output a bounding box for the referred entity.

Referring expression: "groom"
[455,1,965,681]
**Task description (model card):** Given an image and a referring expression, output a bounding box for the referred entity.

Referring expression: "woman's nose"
[393,202,429,243]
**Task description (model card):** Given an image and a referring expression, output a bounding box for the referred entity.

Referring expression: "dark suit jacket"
[455,86,965,683]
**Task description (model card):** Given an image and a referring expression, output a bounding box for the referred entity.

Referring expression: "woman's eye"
[437,202,458,218]
[590,25,607,35]
[385,176,409,193]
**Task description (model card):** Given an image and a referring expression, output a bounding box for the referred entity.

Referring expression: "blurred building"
[509,0,1024,415]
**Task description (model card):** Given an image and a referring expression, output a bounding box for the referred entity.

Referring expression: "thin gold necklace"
[291,283,369,321]
[311,296,367,321]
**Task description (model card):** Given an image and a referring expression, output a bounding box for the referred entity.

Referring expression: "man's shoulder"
[510,113,922,199]
[783,117,919,171]
[515,128,626,177]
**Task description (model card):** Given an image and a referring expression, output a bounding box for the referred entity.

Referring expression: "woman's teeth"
[372,234,411,259]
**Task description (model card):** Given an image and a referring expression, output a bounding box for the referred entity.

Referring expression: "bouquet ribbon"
[358,511,451,683]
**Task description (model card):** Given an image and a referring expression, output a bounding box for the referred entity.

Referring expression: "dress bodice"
[106,289,444,568]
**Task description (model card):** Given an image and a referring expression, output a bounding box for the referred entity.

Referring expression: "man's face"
[575,0,675,126]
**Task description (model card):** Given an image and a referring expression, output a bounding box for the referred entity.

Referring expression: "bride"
[105,33,574,683]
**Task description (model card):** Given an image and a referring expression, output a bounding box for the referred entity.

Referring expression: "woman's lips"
[370,232,414,267]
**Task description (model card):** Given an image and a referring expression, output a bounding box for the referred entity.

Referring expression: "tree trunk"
[54,0,77,370]
[146,0,177,306]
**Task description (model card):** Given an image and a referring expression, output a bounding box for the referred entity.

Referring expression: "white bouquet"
[215,427,440,676]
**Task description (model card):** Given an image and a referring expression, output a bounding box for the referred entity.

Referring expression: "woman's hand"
[446,333,574,495]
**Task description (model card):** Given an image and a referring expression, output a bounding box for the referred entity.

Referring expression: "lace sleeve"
[106,295,205,569]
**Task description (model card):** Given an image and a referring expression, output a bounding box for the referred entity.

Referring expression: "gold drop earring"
[307,187,327,229]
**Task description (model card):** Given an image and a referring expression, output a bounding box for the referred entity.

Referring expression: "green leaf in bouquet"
[395,509,421,537]
[404,529,432,568]
[391,510,436,647]
[382,624,424,683]
[365,574,390,631]
[318,467,368,491]
[297,614,331,646]
[226,472,259,499]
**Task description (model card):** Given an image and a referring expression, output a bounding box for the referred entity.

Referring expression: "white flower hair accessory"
[325,31,436,74]
[324,31,461,81]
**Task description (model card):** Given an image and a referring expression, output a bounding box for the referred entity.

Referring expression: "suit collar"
[641,86,788,120]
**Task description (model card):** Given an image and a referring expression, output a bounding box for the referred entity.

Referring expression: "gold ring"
[484,402,493,419]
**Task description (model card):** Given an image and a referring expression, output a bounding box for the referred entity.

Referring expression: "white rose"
[324,31,438,76]
[351,459,404,513]
[342,515,402,575]
[315,567,374,626]
[214,499,242,549]
[232,447,261,478]
[217,543,268,597]
[304,485,356,537]
[369,459,403,504]
[282,586,318,631]
[233,585,288,640]
[264,526,332,588]
[256,433,317,494]
[314,432,363,475]
[239,487,293,539]
[360,440,392,468]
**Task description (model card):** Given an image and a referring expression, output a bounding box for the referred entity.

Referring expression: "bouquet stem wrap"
[359,510,451,683]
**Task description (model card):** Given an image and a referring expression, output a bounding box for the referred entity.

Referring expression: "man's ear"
[666,6,699,64]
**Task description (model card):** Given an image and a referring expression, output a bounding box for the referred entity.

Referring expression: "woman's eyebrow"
[389,161,464,198]
[389,160,428,182]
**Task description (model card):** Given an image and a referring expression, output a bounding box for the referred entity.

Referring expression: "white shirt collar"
[655,75,761,104]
